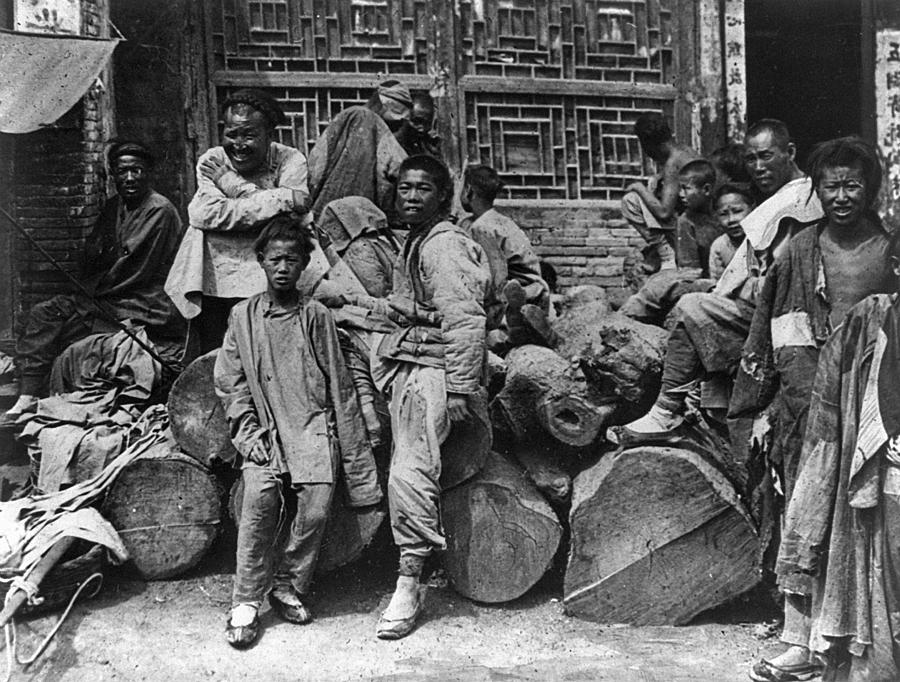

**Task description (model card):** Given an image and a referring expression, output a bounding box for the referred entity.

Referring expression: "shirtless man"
[621,112,700,271]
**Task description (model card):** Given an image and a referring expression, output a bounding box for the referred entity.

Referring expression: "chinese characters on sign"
[877,30,900,220]
[723,0,746,140]
[14,0,81,35]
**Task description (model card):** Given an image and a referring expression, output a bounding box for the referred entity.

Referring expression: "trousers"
[232,466,334,606]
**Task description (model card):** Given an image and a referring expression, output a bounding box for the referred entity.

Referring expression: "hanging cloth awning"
[0,29,119,134]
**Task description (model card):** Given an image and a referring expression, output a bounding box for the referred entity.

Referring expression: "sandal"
[749,658,823,682]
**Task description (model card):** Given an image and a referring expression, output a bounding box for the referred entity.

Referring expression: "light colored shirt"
[708,233,741,282]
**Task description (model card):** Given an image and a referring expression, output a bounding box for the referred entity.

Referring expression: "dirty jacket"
[375,221,491,395]
[214,294,381,507]
[165,142,309,319]
[776,294,900,679]
[730,222,892,499]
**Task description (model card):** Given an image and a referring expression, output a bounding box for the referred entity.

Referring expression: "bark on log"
[229,478,386,575]
[491,345,615,448]
[102,441,222,580]
[564,445,760,625]
[505,438,572,504]
[167,349,237,465]
[442,451,562,603]
[555,312,668,420]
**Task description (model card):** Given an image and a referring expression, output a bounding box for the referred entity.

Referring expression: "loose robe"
[776,294,900,681]
[214,294,381,507]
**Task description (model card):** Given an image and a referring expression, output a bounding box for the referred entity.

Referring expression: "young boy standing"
[214,215,381,648]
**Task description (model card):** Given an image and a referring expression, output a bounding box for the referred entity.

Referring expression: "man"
[372,155,491,640]
[164,89,311,356]
[612,119,823,443]
[740,139,895,682]
[621,112,700,271]
[459,164,551,348]
[306,80,410,221]
[3,141,183,422]
[773,268,900,681]
[397,91,441,158]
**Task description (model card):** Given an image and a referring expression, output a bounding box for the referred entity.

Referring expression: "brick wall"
[503,202,643,302]
[4,0,112,330]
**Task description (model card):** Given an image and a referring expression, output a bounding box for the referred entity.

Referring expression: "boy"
[621,112,700,271]
[708,184,754,281]
[619,159,720,326]
[459,164,553,349]
[214,215,381,649]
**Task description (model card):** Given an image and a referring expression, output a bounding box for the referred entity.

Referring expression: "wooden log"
[556,312,669,421]
[492,345,615,448]
[167,349,237,465]
[564,445,760,625]
[442,451,563,603]
[102,441,222,580]
[506,438,572,504]
[229,478,385,575]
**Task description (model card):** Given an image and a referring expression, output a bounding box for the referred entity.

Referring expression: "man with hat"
[306,79,410,222]
[165,89,312,357]
[3,140,183,423]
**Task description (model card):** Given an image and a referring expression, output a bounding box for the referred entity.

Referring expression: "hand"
[447,392,471,422]
[247,433,270,465]
[199,156,229,184]
[625,181,647,194]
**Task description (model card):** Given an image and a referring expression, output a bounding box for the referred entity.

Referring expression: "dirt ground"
[7,522,783,682]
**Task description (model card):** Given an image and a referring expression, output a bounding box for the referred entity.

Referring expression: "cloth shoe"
[748,657,823,681]
[376,578,424,640]
[606,404,684,446]
[268,586,313,625]
[226,604,260,649]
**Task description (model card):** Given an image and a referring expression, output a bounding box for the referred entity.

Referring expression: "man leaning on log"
[610,119,824,444]
[370,155,491,640]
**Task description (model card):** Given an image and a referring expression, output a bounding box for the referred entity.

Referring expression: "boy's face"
[396,168,444,225]
[258,239,305,293]
[678,176,710,212]
[716,192,753,240]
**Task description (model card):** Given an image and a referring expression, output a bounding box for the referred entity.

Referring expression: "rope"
[1,572,104,682]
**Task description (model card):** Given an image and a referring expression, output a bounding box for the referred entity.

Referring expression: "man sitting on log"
[396,91,442,159]
[214,215,381,648]
[768,235,900,681]
[621,112,700,272]
[738,139,896,682]
[165,89,310,358]
[459,164,553,350]
[611,119,824,443]
[371,155,491,639]
[620,158,724,326]
[306,80,410,222]
[3,141,183,424]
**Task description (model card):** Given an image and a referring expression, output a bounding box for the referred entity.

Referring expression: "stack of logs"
[165,285,761,624]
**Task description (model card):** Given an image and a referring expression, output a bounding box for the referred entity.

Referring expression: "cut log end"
[538,396,616,447]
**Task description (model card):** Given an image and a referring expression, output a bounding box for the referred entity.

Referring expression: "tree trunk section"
[492,345,615,448]
[442,451,562,603]
[102,441,222,580]
[167,348,237,465]
[229,478,385,575]
[508,439,572,504]
[564,445,760,625]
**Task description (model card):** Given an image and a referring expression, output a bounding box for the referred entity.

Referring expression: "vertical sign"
[723,0,746,142]
[876,30,900,222]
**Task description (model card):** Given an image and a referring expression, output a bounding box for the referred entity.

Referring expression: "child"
[214,215,381,649]
[708,184,755,281]
[675,159,721,278]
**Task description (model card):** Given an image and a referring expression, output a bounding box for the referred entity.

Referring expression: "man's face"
[716,192,753,241]
[744,130,795,197]
[113,155,151,204]
[409,101,434,135]
[258,239,305,293]
[396,168,444,225]
[222,107,272,175]
[677,176,709,212]
[817,164,868,231]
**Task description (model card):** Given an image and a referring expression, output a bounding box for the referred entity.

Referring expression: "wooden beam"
[212,70,434,91]
[459,76,677,100]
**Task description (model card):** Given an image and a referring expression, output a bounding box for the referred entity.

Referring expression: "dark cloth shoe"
[749,658,823,682]
[268,588,313,625]
[225,612,260,649]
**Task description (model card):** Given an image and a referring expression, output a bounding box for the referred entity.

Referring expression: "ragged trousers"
[232,466,334,606]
